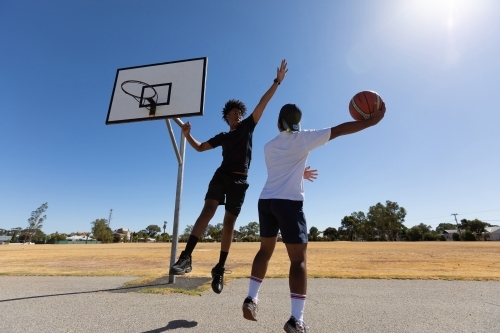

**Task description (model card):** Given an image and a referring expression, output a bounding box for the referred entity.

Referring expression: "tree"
[466,219,487,235]
[160,233,171,242]
[183,225,193,236]
[206,223,223,242]
[423,233,435,241]
[309,226,319,241]
[462,230,477,241]
[25,203,48,243]
[145,224,161,238]
[246,222,260,236]
[91,218,113,243]
[339,215,359,241]
[436,223,456,234]
[367,201,406,241]
[137,230,149,242]
[323,227,338,240]
[47,232,67,243]
[416,223,432,235]
[163,221,167,235]
[407,226,423,241]
[239,222,260,239]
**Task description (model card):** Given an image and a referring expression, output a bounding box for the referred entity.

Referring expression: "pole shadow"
[0,277,211,303]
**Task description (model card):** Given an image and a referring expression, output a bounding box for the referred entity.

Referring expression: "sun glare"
[377,0,495,69]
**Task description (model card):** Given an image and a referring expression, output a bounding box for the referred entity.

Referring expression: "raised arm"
[181,122,213,152]
[252,59,288,124]
[329,102,386,140]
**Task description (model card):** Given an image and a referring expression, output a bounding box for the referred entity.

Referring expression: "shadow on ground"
[142,319,198,332]
[110,276,212,293]
[0,277,212,303]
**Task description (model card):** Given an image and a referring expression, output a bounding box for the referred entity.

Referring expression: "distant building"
[0,236,12,244]
[113,228,131,241]
[484,227,500,241]
[66,235,93,242]
[442,230,459,241]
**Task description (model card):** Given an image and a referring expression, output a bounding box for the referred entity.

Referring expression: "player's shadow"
[142,320,198,332]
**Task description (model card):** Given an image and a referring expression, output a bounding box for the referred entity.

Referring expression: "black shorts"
[258,199,308,244]
[205,170,249,217]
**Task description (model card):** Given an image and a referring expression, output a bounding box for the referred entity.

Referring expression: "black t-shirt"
[207,116,257,173]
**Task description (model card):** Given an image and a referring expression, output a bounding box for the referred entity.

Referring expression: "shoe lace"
[176,254,190,266]
[291,317,308,332]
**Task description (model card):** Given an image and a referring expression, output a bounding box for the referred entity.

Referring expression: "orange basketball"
[349,91,384,121]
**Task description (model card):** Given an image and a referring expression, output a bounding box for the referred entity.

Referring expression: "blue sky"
[1,0,499,235]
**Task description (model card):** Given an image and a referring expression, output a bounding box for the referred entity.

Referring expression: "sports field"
[1,242,499,281]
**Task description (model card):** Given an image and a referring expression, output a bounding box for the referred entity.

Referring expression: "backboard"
[106,57,207,125]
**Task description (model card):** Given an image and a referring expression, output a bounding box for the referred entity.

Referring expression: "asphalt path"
[1,276,499,332]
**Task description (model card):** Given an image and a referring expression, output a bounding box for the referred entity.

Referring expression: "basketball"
[349,91,384,121]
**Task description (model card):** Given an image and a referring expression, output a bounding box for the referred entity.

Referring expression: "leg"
[169,199,218,275]
[190,199,219,238]
[242,237,277,321]
[251,236,278,279]
[211,210,238,294]
[284,243,307,295]
[220,210,238,253]
[284,242,308,331]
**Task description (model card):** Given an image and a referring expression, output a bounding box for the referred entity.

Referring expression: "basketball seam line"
[351,99,370,120]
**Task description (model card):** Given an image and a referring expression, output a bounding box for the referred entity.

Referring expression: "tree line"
[1,201,497,243]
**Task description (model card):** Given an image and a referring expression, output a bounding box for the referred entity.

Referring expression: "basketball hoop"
[121,80,158,116]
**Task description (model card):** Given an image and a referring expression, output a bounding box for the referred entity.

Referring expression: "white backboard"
[106,57,207,125]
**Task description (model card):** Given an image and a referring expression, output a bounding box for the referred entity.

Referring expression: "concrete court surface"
[0,276,499,333]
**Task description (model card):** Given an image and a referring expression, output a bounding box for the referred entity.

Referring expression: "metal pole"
[108,209,113,226]
[169,132,186,283]
[452,213,461,235]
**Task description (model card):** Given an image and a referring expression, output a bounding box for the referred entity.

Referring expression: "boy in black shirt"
[170,60,288,294]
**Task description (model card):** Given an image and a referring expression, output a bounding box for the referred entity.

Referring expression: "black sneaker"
[211,263,226,294]
[242,296,258,321]
[169,251,192,275]
[283,316,309,333]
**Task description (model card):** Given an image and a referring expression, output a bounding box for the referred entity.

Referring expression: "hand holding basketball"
[349,91,385,121]
[370,100,386,124]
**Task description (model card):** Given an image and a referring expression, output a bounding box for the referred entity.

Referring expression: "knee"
[290,259,306,269]
[201,204,217,217]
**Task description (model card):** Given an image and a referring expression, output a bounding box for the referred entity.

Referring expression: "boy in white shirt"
[242,102,385,332]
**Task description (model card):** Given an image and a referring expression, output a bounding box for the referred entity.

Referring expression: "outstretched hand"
[303,166,318,182]
[276,59,288,84]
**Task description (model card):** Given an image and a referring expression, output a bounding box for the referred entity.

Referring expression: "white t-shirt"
[259,128,331,201]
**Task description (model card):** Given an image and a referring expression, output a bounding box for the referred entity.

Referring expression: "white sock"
[291,293,306,323]
[247,276,263,300]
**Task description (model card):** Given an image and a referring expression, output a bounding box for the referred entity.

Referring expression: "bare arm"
[181,122,213,152]
[329,102,386,140]
[252,59,288,124]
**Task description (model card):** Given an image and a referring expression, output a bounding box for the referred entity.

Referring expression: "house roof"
[0,236,12,241]
[485,227,500,233]
[443,230,458,234]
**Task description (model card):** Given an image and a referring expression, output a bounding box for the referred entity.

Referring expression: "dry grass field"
[1,242,499,281]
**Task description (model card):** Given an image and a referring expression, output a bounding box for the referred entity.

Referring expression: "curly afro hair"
[222,99,247,124]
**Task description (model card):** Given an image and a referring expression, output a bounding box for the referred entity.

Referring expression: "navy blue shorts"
[258,199,308,244]
[205,170,249,217]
